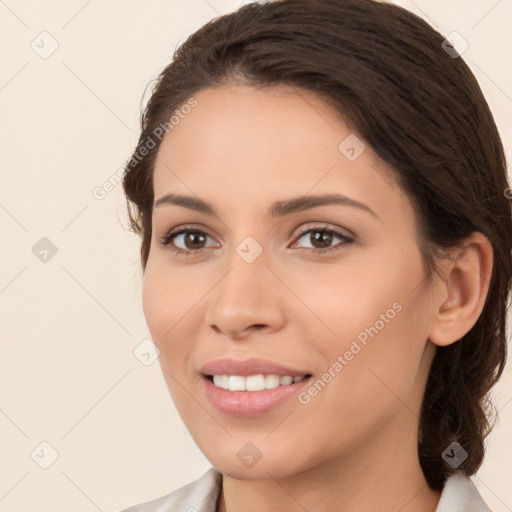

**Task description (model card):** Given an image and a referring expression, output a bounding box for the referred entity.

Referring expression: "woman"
[120,0,511,510]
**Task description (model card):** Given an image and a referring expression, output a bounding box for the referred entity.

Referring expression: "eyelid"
[292,222,355,241]
[159,223,222,242]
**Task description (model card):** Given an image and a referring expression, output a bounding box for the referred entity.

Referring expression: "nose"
[203,249,287,340]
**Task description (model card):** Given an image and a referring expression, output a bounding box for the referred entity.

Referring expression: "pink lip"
[198,357,313,417]
[201,374,312,417]
[199,357,310,377]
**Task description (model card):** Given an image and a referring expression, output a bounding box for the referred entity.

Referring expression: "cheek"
[296,262,404,346]
[142,258,191,337]
[307,257,430,401]
[142,263,186,360]
[297,312,428,459]
[142,269,196,409]
[322,296,430,426]
[141,264,167,345]
[142,262,207,377]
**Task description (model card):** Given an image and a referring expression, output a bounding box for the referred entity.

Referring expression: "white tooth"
[228,375,246,391]
[265,374,280,389]
[245,375,266,391]
[212,374,304,390]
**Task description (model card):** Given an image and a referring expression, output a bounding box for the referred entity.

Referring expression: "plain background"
[0,1,511,510]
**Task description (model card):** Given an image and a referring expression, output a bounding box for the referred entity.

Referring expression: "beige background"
[0,1,511,510]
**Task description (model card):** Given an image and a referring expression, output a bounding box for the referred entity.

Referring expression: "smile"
[210,374,307,391]
[198,357,313,417]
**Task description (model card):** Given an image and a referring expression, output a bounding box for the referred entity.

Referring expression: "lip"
[199,357,310,377]
[201,374,312,417]
[199,357,313,417]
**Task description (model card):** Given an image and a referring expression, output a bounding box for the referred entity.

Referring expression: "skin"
[142,84,493,512]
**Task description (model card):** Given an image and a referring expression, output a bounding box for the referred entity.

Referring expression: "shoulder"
[436,471,493,512]
[118,467,223,512]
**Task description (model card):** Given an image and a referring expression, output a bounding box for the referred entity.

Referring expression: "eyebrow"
[153,192,379,220]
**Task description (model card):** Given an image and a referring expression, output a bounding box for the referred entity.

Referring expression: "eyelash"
[159,224,354,256]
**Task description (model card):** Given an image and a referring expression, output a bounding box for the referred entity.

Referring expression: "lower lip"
[201,375,312,417]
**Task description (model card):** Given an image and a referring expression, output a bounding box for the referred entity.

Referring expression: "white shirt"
[119,467,492,512]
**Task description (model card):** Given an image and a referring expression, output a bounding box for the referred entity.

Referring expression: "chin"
[202,445,311,481]
[217,462,297,481]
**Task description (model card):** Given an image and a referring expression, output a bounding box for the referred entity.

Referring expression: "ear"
[428,232,493,347]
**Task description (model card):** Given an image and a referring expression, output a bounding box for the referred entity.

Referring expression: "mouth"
[203,373,313,391]
[198,357,314,417]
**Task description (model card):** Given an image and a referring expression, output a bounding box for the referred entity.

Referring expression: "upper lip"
[199,358,311,377]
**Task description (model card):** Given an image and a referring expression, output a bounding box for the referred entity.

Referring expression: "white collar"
[119,467,492,511]
[435,471,491,512]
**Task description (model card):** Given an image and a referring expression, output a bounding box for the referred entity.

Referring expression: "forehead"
[152,84,407,221]
[160,84,344,159]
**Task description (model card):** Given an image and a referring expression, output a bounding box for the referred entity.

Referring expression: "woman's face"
[143,84,440,479]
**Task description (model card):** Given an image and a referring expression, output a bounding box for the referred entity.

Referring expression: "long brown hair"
[122,0,512,490]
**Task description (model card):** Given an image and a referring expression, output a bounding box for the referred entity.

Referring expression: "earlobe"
[428,232,493,347]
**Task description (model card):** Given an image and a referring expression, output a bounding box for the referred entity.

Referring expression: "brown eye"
[160,228,218,254]
[181,231,207,250]
[160,224,354,256]
[291,226,354,253]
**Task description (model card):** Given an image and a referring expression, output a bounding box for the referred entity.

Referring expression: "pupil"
[186,232,204,249]
[313,230,332,248]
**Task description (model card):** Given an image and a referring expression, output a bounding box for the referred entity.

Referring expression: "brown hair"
[122,0,512,490]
